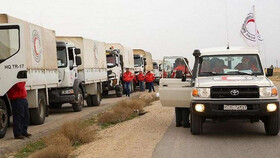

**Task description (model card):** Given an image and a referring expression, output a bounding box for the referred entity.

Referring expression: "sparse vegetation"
[15,92,158,158]
[14,139,46,158]
[98,92,158,128]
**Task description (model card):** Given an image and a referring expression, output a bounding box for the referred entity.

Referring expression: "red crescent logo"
[246,19,255,24]
[33,37,39,55]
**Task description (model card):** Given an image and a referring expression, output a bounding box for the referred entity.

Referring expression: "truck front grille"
[211,86,259,98]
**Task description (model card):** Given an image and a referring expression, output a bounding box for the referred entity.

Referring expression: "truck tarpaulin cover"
[0,14,58,70]
[56,37,107,70]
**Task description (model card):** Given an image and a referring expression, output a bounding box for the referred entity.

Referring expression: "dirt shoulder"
[72,101,174,158]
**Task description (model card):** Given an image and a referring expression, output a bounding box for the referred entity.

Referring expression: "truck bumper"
[49,88,75,104]
[191,99,279,118]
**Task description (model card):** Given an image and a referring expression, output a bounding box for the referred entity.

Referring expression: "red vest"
[137,73,146,81]
[123,71,133,82]
[145,72,155,82]
[7,82,27,100]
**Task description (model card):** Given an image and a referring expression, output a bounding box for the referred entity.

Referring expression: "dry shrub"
[30,144,71,158]
[139,92,159,106]
[59,120,96,145]
[98,98,145,125]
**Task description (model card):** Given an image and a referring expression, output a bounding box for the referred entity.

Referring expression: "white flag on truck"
[240,7,263,47]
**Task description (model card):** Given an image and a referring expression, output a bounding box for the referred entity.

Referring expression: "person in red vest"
[7,82,31,139]
[145,71,155,92]
[123,68,134,97]
[171,58,191,78]
[137,70,146,91]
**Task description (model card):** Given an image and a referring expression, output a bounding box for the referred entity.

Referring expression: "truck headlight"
[192,88,210,98]
[259,87,278,98]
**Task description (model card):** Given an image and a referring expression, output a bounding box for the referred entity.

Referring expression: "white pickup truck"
[159,47,279,135]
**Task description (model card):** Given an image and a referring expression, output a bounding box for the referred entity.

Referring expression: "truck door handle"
[163,85,168,87]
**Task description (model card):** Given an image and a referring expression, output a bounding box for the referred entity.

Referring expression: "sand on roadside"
[72,100,174,158]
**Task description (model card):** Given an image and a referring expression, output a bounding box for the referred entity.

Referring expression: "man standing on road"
[145,71,155,92]
[7,82,31,139]
[137,70,146,91]
[123,68,134,97]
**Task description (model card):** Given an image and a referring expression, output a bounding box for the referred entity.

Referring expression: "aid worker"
[123,68,134,97]
[137,70,146,91]
[145,71,155,92]
[7,82,31,139]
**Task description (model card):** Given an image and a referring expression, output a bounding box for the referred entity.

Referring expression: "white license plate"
[224,105,247,110]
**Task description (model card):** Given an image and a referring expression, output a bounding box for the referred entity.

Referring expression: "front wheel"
[30,91,46,125]
[264,112,279,136]
[191,113,203,135]
[72,88,84,112]
[0,99,8,138]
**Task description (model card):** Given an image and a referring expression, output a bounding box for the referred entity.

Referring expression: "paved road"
[153,119,280,158]
[153,85,280,158]
[0,91,140,157]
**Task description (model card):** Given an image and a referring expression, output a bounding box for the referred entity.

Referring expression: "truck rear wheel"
[30,92,46,125]
[87,90,101,106]
[264,112,279,136]
[72,88,84,112]
[191,113,203,135]
[0,99,8,138]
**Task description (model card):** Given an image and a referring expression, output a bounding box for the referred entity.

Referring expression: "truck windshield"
[199,54,264,76]
[106,55,117,68]
[134,56,142,67]
[153,62,158,69]
[0,27,19,63]
[57,47,67,68]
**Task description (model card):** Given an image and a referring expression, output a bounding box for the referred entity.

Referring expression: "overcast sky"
[0,0,279,67]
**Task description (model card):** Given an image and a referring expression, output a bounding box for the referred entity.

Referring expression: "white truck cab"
[159,47,279,135]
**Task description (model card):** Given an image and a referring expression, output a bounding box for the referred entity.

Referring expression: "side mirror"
[76,56,82,66]
[266,68,273,77]
[144,61,147,65]
[75,48,81,55]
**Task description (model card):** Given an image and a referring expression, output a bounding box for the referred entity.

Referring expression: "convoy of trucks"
[0,14,154,138]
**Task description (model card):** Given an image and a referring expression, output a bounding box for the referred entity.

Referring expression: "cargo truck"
[54,37,107,108]
[103,43,134,97]
[0,14,60,138]
[0,14,107,138]
[133,49,153,89]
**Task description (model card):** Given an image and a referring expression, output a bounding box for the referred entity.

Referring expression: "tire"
[72,87,84,112]
[30,91,46,125]
[264,112,279,136]
[116,84,123,97]
[51,103,62,109]
[191,113,203,135]
[87,89,101,106]
[0,99,8,138]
